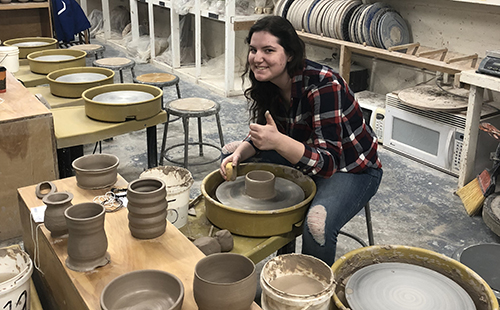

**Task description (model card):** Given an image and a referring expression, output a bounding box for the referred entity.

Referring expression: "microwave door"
[384,106,454,170]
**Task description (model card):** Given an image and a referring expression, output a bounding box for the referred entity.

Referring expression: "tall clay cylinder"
[64,202,110,272]
[42,191,73,237]
[127,177,168,239]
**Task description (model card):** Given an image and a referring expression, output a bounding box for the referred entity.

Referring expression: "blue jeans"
[224,150,383,266]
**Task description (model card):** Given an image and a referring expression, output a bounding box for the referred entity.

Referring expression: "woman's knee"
[306,204,327,246]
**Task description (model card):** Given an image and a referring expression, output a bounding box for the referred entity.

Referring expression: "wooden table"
[459,70,500,187]
[18,175,262,310]
[0,71,57,241]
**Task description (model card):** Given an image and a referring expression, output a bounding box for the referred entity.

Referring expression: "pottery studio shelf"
[18,175,263,310]
[0,1,53,42]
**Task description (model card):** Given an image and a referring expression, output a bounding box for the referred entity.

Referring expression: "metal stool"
[339,202,375,247]
[160,97,225,168]
[133,73,181,100]
[68,44,105,60]
[93,57,136,83]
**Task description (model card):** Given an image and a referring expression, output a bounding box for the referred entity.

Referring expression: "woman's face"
[248,31,290,86]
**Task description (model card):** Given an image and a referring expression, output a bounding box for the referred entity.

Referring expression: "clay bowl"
[101,269,184,310]
[193,253,257,310]
[27,49,86,74]
[72,154,119,189]
[3,37,58,58]
[331,245,500,310]
[201,163,316,237]
[82,83,163,122]
[47,67,115,98]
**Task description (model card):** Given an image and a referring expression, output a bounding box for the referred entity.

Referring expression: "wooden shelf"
[0,1,52,41]
[0,1,49,10]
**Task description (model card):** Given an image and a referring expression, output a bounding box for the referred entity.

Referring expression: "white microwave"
[383,93,500,177]
[355,91,386,143]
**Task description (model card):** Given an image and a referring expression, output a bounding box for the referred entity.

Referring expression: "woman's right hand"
[220,154,240,180]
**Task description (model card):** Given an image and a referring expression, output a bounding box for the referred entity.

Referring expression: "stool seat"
[134,73,179,87]
[160,97,225,168]
[93,57,136,83]
[69,44,105,54]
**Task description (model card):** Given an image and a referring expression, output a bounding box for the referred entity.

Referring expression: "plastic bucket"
[260,254,335,310]
[140,166,194,229]
[0,246,33,310]
[0,46,19,73]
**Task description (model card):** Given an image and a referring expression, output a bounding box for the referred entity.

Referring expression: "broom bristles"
[456,178,486,216]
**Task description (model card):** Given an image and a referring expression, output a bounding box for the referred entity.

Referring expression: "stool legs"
[365,202,374,246]
[175,84,181,99]
[215,112,225,147]
[159,114,170,166]
[182,117,189,168]
[198,117,203,156]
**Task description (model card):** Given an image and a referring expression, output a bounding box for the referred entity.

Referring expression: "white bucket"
[0,46,19,73]
[140,166,194,229]
[0,246,33,310]
[261,254,335,310]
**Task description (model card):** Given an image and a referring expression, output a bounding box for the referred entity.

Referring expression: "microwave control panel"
[452,131,465,173]
[374,109,385,143]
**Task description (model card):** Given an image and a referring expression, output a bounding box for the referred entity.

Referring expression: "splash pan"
[27,49,86,74]
[47,67,115,98]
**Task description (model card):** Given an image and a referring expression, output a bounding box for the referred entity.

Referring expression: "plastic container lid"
[0,46,19,53]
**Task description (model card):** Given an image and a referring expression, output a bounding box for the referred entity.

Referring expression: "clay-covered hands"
[249,110,283,150]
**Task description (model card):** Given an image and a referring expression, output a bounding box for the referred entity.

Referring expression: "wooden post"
[339,45,351,84]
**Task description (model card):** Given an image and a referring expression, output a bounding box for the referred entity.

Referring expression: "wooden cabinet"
[0,2,53,42]
[0,72,57,242]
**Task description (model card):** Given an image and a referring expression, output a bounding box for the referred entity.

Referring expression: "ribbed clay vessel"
[42,191,73,237]
[127,177,168,239]
[64,202,110,272]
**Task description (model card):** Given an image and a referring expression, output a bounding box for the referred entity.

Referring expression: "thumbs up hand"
[249,111,282,150]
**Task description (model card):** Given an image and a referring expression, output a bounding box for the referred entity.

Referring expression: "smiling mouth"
[255,66,268,70]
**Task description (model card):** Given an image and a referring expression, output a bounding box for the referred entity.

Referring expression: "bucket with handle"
[0,46,19,73]
[0,245,33,310]
[140,166,194,229]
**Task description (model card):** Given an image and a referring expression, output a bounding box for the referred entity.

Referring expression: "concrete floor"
[3,38,500,302]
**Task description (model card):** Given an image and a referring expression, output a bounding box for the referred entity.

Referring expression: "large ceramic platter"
[362,2,389,46]
[216,176,305,211]
[327,1,343,39]
[397,84,469,111]
[378,10,410,49]
[320,0,336,37]
[356,4,371,44]
[282,0,295,18]
[308,0,327,34]
[370,7,394,48]
[274,0,287,16]
[345,262,476,310]
[349,4,366,43]
[340,1,361,41]
[312,0,332,35]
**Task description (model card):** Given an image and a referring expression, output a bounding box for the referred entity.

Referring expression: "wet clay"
[245,170,276,199]
[270,274,325,295]
[214,230,234,252]
[193,236,221,255]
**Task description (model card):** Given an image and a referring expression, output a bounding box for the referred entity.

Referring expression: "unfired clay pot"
[193,253,257,310]
[127,177,168,239]
[72,154,119,189]
[64,202,110,272]
[42,191,73,237]
[245,170,276,199]
[35,180,57,199]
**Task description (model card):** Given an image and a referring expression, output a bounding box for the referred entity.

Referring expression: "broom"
[456,145,500,216]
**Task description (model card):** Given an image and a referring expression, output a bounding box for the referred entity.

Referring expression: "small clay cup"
[72,154,119,189]
[101,269,184,310]
[42,191,73,237]
[245,170,276,200]
[193,253,257,310]
[35,180,57,199]
[64,202,110,272]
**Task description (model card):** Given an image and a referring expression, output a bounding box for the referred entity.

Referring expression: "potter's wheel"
[34,55,77,62]
[13,41,47,47]
[55,72,107,83]
[92,90,155,104]
[216,176,305,211]
[345,262,476,310]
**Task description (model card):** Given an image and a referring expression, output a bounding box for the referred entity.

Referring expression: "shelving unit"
[0,2,53,42]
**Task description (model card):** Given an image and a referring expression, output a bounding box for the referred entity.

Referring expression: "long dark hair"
[242,16,305,124]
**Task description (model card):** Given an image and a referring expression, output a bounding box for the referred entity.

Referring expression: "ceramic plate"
[345,262,476,310]
[362,2,389,46]
[282,0,295,19]
[340,1,361,41]
[378,10,410,49]
[92,90,154,104]
[55,73,108,83]
[313,0,332,35]
[305,0,321,32]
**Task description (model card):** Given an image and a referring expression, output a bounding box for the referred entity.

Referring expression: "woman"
[220,15,383,266]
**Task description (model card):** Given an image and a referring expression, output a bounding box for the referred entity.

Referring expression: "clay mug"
[127,177,168,239]
[193,253,257,310]
[64,202,110,272]
[42,191,73,237]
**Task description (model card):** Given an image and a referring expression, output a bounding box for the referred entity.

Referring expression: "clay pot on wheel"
[42,191,73,237]
[127,177,168,239]
[193,253,257,310]
[64,202,110,272]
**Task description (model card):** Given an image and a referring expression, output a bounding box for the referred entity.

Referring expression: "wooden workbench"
[0,71,57,241]
[18,175,262,310]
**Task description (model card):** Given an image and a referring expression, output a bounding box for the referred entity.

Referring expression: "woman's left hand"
[249,111,282,150]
